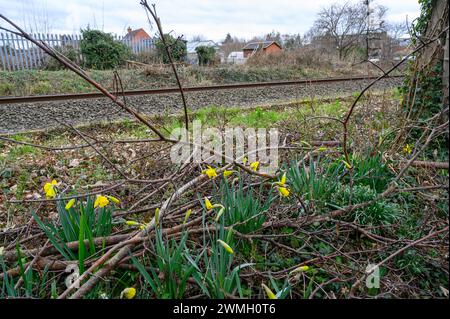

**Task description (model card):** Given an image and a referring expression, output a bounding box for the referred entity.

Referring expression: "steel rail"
[0,75,403,105]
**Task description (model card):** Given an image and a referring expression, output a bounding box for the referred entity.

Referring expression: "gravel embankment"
[0,78,402,134]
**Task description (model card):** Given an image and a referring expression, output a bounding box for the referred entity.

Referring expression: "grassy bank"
[0,62,367,97]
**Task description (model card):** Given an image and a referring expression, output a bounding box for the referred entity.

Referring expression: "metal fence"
[0,32,155,71]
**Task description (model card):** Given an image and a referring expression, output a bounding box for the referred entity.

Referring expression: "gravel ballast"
[0,77,402,134]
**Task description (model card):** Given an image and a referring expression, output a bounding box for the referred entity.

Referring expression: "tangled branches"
[0,2,448,300]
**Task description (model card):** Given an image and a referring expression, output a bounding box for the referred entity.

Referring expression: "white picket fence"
[0,32,155,71]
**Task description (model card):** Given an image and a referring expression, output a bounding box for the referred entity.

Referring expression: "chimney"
[127,26,132,33]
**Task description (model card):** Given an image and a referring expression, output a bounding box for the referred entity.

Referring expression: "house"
[242,41,282,58]
[186,40,220,65]
[123,27,152,49]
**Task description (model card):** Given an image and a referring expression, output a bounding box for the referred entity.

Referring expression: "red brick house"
[123,27,151,46]
[242,41,282,58]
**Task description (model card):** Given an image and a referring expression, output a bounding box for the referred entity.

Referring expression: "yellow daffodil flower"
[278,186,290,197]
[107,195,120,205]
[403,144,412,155]
[120,287,136,299]
[65,198,75,210]
[261,283,277,299]
[43,180,58,199]
[94,195,109,208]
[250,161,260,172]
[45,186,56,199]
[202,166,218,179]
[204,197,214,210]
[290,265,310,274]
[242,157,248,164]
[183,209,192,225]
[217,239,234,254]
[274,172,287,187]
[223,170,234,177]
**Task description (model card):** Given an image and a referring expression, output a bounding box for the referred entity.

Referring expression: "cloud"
[0,0,421,40]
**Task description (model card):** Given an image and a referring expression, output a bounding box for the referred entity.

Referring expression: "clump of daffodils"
[204,197,225,222]
[43,180,58,199]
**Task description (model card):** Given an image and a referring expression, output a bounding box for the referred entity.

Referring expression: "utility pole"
[365,0,370,61]
[364,0,371,77]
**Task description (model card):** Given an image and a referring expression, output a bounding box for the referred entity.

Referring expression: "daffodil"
[183,209,192,225]
[403,144,412,155]
[107,195,120,205]
[45,186,56,199]
[278,186,290,197]
[214,206,225,222]
[204,197,214,210]
[217,239,234,254]
[242,157,248,164]
[125,220,147,230]
[202,166,218,179]
[250,161,260,172]
[65,198,75,210]
[318,146,327,152]
[204,197,226,222]
[223,170,234,177]
[154,208,160,226]
[94,195,109,208]
[125,220,141,227]
[120,287,136,299]
[274,172,287,187]
[43,180,58,199]
[290,265,310,274]
[261,283,277,299]
[342,160,352,169]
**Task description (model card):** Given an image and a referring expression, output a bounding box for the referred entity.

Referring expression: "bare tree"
[220,34,246,59]
[311,1,387,59]
[386,21,408,40]
[190,34,206,42]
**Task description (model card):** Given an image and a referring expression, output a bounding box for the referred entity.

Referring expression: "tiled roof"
[242,41,281,50]
[124,28,150,40]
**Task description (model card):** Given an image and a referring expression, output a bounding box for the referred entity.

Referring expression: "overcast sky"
[0,0,421,41]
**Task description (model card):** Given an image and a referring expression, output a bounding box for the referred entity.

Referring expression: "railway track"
[0,75,403,104]
[0,75,404,134]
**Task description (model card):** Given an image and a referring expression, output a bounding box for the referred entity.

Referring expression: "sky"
[0,0,421,41]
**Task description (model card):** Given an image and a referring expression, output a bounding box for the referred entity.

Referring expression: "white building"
[226,51,246,64]
[186,40,220,65]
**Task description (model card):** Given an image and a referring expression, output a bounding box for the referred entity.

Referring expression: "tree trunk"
[443,28,449,107]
